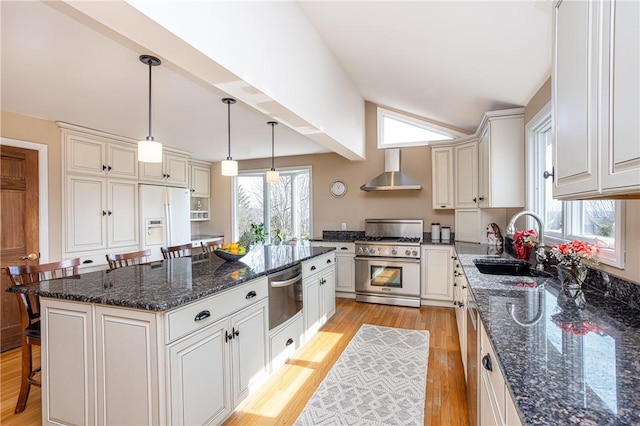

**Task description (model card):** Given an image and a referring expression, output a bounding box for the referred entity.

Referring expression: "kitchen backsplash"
[322,230,365,241]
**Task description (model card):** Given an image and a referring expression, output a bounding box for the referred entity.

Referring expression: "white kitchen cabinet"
[94,305,160,426]
[302,252,336,341]
[479,318,522,426]
[454,139,479,209]
[453,256,468,378]
[269,313,304,374]
[190,163,211,198]
[168,318,231,426]
[41,276,269,426]
[140,152,189,186]
[230,299,269,406]
[41,299,95,426]
[432,145,454,209]
[310,242,354,295]
[65,176,138,254]
[420,245,454,303]
[477,109,525,208]
[64,129,138,179]
[553,0,640,198]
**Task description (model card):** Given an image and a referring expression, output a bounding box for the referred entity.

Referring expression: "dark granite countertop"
[455,242,640,425]
[6,246,334,312]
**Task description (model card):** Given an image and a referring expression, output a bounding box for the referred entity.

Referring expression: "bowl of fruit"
[213,242,248,262]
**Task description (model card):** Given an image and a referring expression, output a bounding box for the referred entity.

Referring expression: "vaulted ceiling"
[1,1,552,162]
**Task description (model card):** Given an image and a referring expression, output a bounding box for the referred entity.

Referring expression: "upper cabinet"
[190,163,211,198]
[139,153,189,186]
[65,130,138,179]
[477,109,525,208]
[553,0,640,199]
[454,139,479,209]
[431,146,454,209]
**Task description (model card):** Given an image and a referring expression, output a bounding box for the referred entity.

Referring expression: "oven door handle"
[355,257,421,264]
[270,274,302,288]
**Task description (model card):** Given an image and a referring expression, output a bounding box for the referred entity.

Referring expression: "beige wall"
[210,101,454,241]
[524,77,551,124]
[1,110,63,261]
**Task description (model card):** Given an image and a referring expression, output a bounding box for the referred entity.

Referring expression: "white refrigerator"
[139,184,191,261]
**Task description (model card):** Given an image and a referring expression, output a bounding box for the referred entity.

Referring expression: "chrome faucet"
[506,210,546,271]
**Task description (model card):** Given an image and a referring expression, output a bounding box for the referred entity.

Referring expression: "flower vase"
[515,244,532,261]
[556,264,587,290]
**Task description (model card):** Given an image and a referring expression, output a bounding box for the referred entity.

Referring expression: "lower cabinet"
[269,312,304,374]
[420,245,455,303]
[453,271,468,378]
[302,252,336,341]
[40,277,269,426]
[310,242,354,295]
[479,319,522,426]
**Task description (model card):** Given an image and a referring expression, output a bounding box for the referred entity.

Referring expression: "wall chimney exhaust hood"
[360,149,422,191]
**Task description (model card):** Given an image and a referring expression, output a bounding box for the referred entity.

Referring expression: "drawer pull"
[326,259,332,264]
[310,266,317,271]
[482,353,493,372]
[194,310,211,321]
[286,338,294,346]
[245,290,257,299]
[82,260,94,264]
[340,247,348,250]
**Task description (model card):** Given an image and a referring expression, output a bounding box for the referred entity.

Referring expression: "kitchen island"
[456,242,640,425]
[7,245,335,426]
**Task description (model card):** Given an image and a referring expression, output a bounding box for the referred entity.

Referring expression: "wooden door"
[0,145,39,352]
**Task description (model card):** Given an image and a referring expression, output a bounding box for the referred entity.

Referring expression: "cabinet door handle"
[245,290,257,299]
[107,165,112,171]
[233,327,239,338]
[194,310,211,321]
[102,165,107,171]
[167,174,171,179]
[482,354,493,372]
[225,330,233,343]
[102,210,107,216]
[108,210,112,216]
[472,197,477,203]
[286,338,294,346]
[310,266,316,271]
[479,196,485,201]
[543,168,555,183]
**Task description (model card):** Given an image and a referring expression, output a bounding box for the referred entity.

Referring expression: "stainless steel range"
[355,219,423,308]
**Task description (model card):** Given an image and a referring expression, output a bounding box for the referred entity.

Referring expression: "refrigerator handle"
[165,189,172,245]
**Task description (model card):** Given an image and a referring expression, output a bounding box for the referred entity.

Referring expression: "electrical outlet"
[341,222,347,230]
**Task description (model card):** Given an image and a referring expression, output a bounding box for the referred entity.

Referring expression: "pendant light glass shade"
[266,121,280,183]
[221,98,238,176]
[138,55,163,163]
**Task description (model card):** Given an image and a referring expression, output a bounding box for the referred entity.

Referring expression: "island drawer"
[302,252,335,278]
[165,276,268,343]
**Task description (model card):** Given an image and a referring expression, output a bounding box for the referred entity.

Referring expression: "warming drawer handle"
[286,338,294,346]
[245,291,257,299]
[194,310,211,321]
[482,353,493,372]
[270,274,302,288]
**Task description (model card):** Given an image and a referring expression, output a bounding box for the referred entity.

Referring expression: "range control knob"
[412,250,418,256]
[405,249,411,256]
[392,249,397,255]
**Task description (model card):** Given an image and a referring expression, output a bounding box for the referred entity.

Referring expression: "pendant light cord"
[147,59,153,141]
[227,101,232,160]
[271,124,275,170]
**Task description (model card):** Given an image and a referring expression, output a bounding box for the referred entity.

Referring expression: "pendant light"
[221,98,238,176]
[266,121,280,183]
[138,55,163,163]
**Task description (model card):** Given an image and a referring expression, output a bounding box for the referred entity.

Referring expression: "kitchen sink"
[472,258,551,277]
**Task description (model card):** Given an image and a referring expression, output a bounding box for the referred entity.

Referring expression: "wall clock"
[330,180,347,198]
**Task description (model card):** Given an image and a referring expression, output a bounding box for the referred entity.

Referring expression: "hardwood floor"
[1,345,41,426]
[0,298,469,425]
[224,298,470,425]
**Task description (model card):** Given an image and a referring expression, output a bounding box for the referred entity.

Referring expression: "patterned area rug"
[295,324,430,425]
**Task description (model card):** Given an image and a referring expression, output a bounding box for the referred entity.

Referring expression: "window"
[377,107,462,148]
[527,103,624,268]
[234,167,311,244]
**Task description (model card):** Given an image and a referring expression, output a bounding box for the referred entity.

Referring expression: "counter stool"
[5,257,80,413]
[200,239,224,253]
[161,243,192,259]
[106,249,151,269]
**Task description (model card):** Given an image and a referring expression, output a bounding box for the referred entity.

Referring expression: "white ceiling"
[1,1,552,162]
